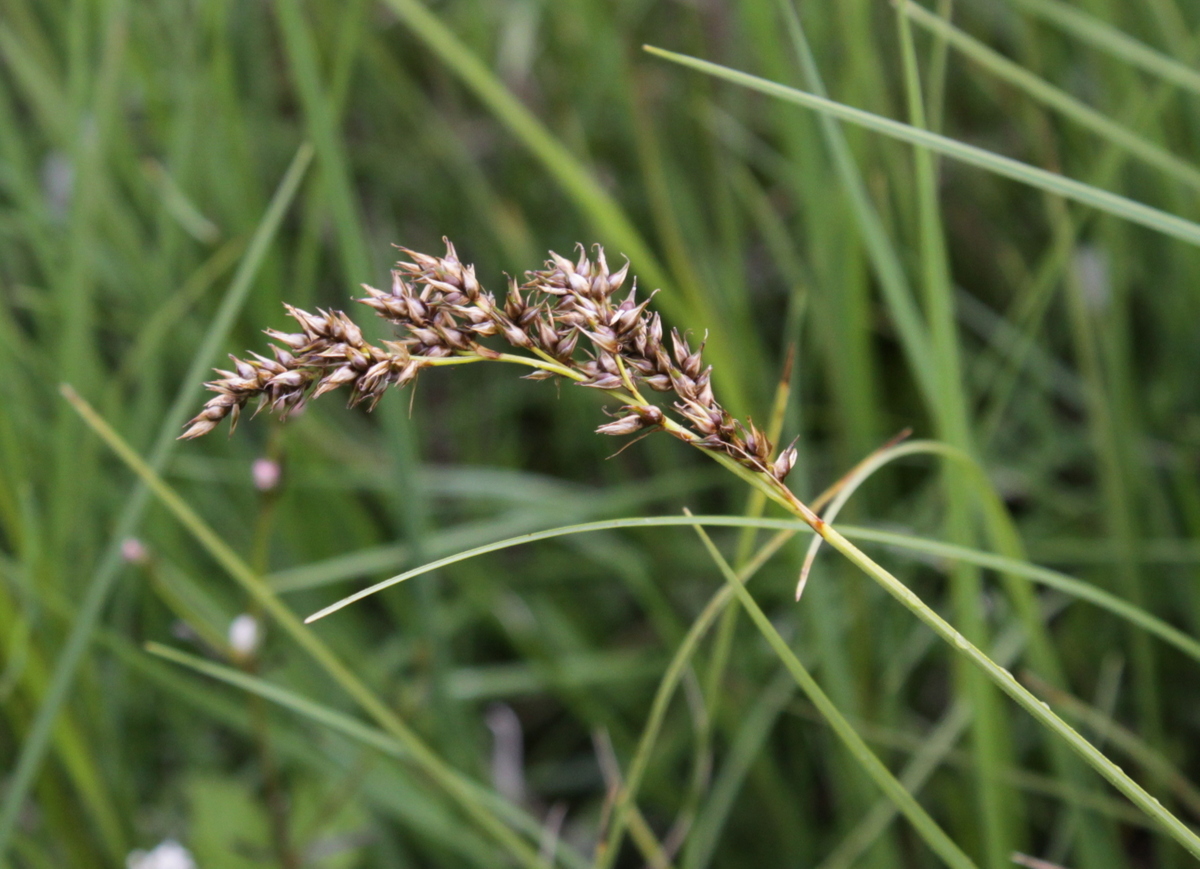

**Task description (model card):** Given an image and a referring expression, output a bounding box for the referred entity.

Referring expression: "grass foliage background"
[2,0,1200,866]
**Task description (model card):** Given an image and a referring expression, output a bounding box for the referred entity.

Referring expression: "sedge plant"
[179,241,1200,860]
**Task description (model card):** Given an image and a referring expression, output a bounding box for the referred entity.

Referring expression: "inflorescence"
[181,241,797,483]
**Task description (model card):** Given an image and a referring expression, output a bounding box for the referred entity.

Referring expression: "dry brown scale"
[181,240,797,483]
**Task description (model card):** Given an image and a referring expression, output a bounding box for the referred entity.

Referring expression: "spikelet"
[181,240,797,482]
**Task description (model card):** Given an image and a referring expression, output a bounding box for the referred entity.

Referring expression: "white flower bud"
[228,613,260,656]
[126,839,196,869]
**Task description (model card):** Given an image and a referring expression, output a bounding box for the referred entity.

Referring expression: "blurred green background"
[3,0,1200,866]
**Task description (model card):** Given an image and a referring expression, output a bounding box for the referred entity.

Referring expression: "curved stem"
[744,462,1200,857]
[613,353,651,406]
[528,343,579,374]
[595,530,796,869]
[421,349,582,381]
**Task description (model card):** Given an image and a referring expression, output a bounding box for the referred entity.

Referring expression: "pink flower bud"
[121,538,149,565]
[252,458,281,492]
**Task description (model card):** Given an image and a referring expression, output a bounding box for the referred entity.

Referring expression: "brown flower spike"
[182,241,797,483]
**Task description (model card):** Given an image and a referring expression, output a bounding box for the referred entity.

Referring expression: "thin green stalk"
[686,516,977,869]
[594,530,796,869]
[895,5,1013,861]
[924,0,956,135]
[1003,0,1200,95]
[61,388,549,868]
[696,451,1200,858]
[1034,673,1200,822]
[0,143,314,861]
[642,46,1200,247]
[296,476,1200,859]
[1057,195,1165,804]
[809,516,1200,857]
[777,1,937,408]
[699,351,796,845]
[377,0,748,411]
[299,513,1200,668]
[819,617,1033,869]
[903,1,1200,193]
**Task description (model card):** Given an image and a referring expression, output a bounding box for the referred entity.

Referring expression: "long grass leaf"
[303,514,1200,670]
[595,529,796,869]
[888,5,1017,849]
[144,643,590,869]
[61,388,549,867]
[777,1,936,407]
[1004,0,1200,95]
[685,515,978,869]
[818,618,1035,869]
[0,143,314,857]
[905,3,1200,193]
[642,46,1200,247]
[810,519,1200,857]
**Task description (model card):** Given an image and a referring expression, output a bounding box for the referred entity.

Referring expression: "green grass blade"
[818,618,1035,869]
[892,6,1012,855]
[376,0,750,409]
[1056,197,1165,809]
[686,516,978,869]
[61,388,548,867]
[595,529,797,869]
[1024,673,1200,820]
[274,0,372,283]
[903,1,1200,192]
[144,643,590,869]
[303,513,1200,671]
[642,45,1200,247]
[777,1,936,407]
[813,520,1200,857]
[844,526,1200,666]
[1004,0,1200,96]
[0,143,313,859]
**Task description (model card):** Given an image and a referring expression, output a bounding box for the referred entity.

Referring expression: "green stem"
[61,387,549,868]
[594,530,796,869]
[0,143,314,862]
[686,516,977,869]
[796,500,1200,856]
[682,445,1200,857]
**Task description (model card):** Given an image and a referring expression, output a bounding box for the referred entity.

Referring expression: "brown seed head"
[179,240,799,483]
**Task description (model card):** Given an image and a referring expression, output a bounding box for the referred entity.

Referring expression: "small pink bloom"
[251,458,281,492]
[121,538,149,565]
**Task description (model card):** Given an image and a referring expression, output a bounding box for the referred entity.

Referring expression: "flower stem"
[710,451,1200,858]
